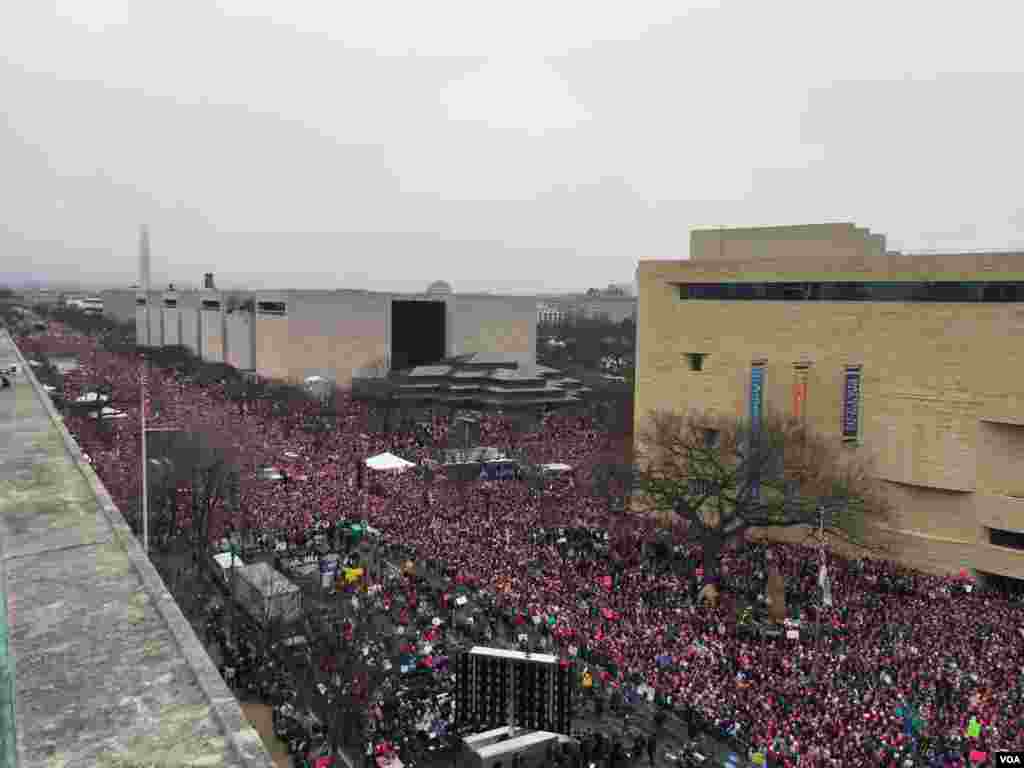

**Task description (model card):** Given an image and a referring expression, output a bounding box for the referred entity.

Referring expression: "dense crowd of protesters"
[18,325,1024,767]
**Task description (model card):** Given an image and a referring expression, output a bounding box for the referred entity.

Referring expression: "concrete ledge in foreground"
[0,331,275,768]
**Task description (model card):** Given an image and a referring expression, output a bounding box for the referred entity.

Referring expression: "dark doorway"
[391,300,446,372]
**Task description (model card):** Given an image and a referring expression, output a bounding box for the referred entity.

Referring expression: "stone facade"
[636,223,1024,579]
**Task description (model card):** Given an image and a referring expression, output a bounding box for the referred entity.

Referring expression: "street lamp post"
[141,348,148,554]
[139,225,151,554]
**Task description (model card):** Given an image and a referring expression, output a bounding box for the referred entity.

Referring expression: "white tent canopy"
[213,551,242,572]
[365,452,415,472]
[541,463,573,473]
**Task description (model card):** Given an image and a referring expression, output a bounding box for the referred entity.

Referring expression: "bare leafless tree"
[636,408,892,581]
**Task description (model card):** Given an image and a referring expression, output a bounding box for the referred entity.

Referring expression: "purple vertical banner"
[842,365,862,441]
[749,362,766,499]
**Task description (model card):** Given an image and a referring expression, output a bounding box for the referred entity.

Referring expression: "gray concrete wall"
[199,291,225,363]
[161,293,181,347]
[447,294,537,368]
[225,310,255,371]
[135,304,147,345]
[135,292,162,347]
[136,288,538,381]
[260,291,389,386]
[179,293,201,356]
[251,291,291,382]
[200,310,225,363]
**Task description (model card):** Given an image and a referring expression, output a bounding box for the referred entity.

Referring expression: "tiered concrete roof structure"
[394,352,587,410]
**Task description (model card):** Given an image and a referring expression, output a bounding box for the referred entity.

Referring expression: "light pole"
[139,225,151,554]
[141,352,148,554]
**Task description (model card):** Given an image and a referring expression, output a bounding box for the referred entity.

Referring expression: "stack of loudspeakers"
[456,647,574,736]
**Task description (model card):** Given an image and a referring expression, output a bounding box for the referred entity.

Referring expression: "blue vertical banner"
[842,365,862,441]
[749,361,766,499]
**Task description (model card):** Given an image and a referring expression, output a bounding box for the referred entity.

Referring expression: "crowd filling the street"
[16,324,1024,768]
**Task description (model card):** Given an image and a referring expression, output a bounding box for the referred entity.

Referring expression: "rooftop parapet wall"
[0,331,274,767]
[688,223,889,271]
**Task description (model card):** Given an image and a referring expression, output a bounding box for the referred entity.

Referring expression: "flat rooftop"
[0,332,273,767]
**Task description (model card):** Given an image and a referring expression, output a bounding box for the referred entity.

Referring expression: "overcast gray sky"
[3,2,1024,293]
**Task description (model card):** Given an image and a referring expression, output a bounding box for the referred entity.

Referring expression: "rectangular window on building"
[163,299,177,308]
[201,300,222,311]
[678,281,1024,303]
[256,301,287,316]
[982,283,1020,302]
[989,527,1024,550]
[686,353,707,372]
[136,298,147,306]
